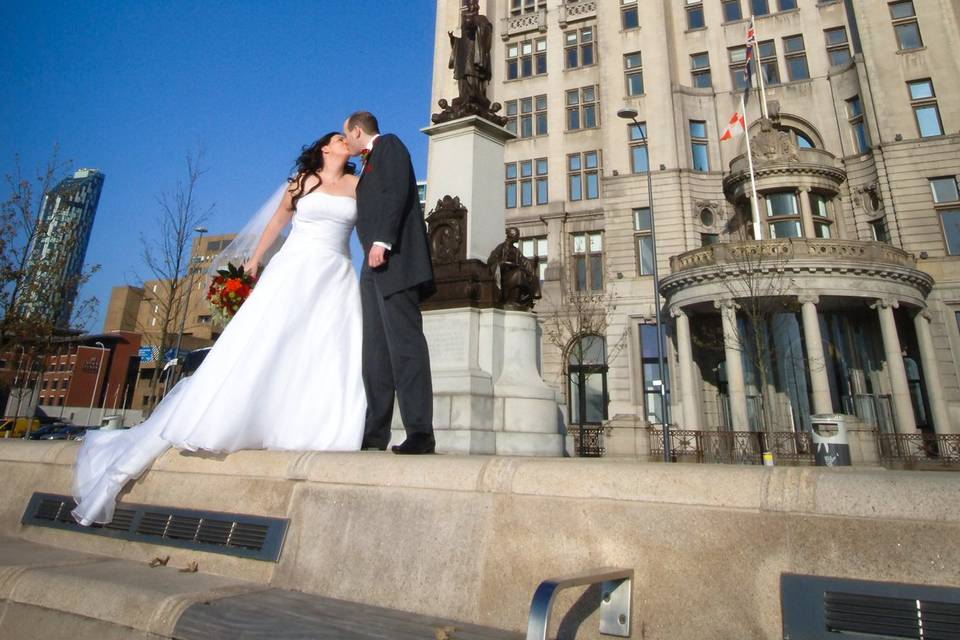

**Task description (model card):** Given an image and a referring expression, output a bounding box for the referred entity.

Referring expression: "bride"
[72,132,366,526]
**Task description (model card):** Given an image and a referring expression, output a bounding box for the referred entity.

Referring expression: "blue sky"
[0,1,437,331]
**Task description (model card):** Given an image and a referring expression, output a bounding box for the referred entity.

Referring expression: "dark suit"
[355,134,435,445]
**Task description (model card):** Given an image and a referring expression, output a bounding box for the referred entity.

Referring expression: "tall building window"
[505,95,548,138]
[783,35,809,81]
[870,218,890,243]
[510,0,546,15]
[825,27,851,66]
[758,40,780,85]
[766,191,801,238]
[505,163,518,209]
[629,122,649,173]
[624,52,643,96]
[568,151,601,201]
[520,236,548,281]
[511,159,548,207]
[778,0,797,10]
[691,52,711,88]
[633,208,654,276]
[565,27,595,70]
[506,38,547,80]
[750,0,770,17]
[686,0,705,30]
[572,232,603,292]
[810,193,833,238]
[722,0,742,22]
[639,325,665,424]
[846,96,870,154]
[621,0,639,30]
[568,335,608,427]
[729,46,748,91]
[889,1,922,51]
[701,233,720,246]
[535,158,548,205]
[566,86,599,131]
[931,177,960,255]
[690,120,709,172]
[909,79,943,138]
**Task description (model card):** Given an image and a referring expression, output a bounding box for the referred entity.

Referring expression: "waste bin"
[810,414,852,467]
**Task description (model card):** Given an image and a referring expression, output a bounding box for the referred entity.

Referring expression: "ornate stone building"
[430,0,960,457]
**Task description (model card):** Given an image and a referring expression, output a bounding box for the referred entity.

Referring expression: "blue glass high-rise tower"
[21,168,104,328]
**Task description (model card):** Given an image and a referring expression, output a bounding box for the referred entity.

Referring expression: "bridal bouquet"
[207,263,257,323]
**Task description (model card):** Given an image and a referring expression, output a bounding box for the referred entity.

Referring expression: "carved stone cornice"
[660,239,935,309]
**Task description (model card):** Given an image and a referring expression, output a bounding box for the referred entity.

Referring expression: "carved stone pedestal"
[392,308,564,456]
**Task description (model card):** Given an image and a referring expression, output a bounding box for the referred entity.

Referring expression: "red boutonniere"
[359,148,370,159]
[363,162,373,174]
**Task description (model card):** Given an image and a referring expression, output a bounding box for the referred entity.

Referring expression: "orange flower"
[223,278,243,294]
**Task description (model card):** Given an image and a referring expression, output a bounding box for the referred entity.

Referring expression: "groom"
[343,111,437,455]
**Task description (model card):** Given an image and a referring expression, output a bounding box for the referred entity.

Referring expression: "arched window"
[567,335,608,427]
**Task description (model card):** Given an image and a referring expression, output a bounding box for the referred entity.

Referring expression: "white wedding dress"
[72,192,366,525]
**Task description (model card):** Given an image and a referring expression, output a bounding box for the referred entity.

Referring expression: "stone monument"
[402,1,564,456]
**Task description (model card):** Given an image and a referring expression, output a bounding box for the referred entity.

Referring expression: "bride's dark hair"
[288,132,356,209]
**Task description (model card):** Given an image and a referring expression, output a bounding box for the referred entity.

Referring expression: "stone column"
[671,306,699,430]
[716,300,749,431]
[798,188,817,239]
[798,294,833,415]
[914,310,954,434]
[872,298,917,433]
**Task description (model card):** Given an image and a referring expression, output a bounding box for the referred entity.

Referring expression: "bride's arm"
[243,186,295,276]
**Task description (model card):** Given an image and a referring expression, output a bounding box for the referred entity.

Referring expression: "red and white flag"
[720,110,746,141]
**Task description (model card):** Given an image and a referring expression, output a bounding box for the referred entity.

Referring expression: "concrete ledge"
[1,441,959,639]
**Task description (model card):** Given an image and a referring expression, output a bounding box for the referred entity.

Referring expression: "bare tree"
[710,237,806,433]
[539,264,630,449]
[137,150,213,413]
[0,148,101,406]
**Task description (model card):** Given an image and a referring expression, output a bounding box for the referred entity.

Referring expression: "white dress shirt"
[364,135,391,251]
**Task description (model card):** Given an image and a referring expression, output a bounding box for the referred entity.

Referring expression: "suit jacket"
[355,134,435,298]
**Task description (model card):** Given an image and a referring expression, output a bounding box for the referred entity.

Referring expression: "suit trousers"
[360,269,434,445]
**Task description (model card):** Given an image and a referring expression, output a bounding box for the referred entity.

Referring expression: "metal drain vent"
[782,574,960,639]
[22,492,287,562]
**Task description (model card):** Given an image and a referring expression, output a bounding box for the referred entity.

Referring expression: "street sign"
[139,347,154,362]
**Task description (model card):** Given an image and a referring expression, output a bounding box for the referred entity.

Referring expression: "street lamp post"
[86,341,107,427]
[171,226,207,390]
[618,108,672,463]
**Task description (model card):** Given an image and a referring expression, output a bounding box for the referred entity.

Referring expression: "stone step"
[0,537,519,640]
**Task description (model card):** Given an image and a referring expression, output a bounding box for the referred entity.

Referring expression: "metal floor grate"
[782,574,960,640]
[21,492,287,562]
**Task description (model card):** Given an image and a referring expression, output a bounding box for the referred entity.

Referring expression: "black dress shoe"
[391,434,436,455]
[361,438,388,451]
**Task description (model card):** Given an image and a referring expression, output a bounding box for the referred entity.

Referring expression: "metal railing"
[649,428,814,465]
[572,425,605,457]
[526,567,632,640]
[877,433,960,467]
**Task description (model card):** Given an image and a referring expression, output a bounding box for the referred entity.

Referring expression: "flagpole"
[741,93,762,241]
[750,16,769,120]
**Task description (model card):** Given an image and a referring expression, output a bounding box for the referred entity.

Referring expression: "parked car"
[28,423,73,440]
[36,425,93,441]
[0,417,40,438]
